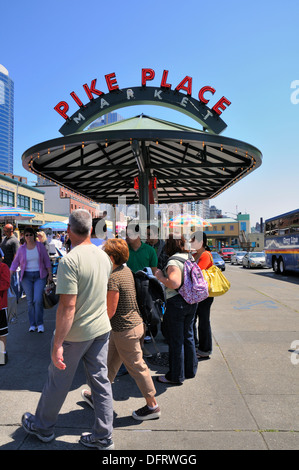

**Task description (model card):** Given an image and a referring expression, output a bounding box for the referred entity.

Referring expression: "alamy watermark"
[290,80,299,104]
[93,197,205,246]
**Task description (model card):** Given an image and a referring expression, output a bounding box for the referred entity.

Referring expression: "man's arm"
[149,245,158,274]
[12,238,19,261]
[52,294,77,370]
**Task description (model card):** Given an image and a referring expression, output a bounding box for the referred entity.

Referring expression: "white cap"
[0,64,9,76]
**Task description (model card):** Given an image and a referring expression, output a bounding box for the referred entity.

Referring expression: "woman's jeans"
[21,271,47,327]
[163,294,198,383]
[194,296,214,356]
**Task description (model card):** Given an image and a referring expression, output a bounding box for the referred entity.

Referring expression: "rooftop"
[207,217,238,224]
[0,64,9,76]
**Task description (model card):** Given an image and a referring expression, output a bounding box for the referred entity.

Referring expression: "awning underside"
[23,116,262,204]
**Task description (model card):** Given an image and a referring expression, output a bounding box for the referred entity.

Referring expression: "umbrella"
[165,213,212,229]
[40,221,68,231]
[0,206,35,220]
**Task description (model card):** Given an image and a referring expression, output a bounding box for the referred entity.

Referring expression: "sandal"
[156,376,182,385]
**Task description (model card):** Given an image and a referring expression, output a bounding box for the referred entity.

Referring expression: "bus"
[264,208,299,274]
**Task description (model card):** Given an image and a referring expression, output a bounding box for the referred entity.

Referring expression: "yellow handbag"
[202,253,231,297]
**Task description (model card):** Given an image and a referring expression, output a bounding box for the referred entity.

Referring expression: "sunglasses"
[25,233,34,237]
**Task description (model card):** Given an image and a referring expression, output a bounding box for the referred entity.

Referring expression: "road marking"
[233,300,278,310]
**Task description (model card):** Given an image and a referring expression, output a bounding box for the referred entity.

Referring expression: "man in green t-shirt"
[126,224,158,274]
[21,210,114,450]
[126,224,158,347]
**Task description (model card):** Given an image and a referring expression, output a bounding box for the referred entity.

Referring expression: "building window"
[32,198,43,213]
[230,225,234,231]
[0,188,14,206]
[17,194,30,210]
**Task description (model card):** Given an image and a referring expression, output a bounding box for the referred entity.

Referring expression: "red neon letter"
[70,92,84,108]
[83,79,104,100]
[54,101,69,120]
[212,96,231,115]
[160,70,171,89]
[105,73,119,92]
[142,68,155,86]
[175,76,192,96]
[198,86,216,104]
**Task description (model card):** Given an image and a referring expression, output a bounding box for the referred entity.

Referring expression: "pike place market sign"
[54,68,231,136]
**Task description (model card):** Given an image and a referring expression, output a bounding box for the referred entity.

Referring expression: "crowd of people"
[0,212,215,450]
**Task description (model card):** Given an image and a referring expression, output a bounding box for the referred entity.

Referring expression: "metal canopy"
[22,115,262,206]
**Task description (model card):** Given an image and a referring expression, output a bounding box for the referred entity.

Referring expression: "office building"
[35,183,100,219]
[190,200,210,218]
[0,65,14,173]
[88,112,123,129]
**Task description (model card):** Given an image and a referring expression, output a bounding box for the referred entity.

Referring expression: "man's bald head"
[3,224,14,236]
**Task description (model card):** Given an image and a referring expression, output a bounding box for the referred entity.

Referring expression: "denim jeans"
[163,294,198,383]
[194,297,214,356]
[21,271,47,328]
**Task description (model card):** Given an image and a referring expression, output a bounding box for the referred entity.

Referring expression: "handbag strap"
[208,251,214,265]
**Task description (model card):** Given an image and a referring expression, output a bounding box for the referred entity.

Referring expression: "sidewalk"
[1,265,299,451]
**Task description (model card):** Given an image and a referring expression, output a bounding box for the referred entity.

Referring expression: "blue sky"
[1,0,299,226]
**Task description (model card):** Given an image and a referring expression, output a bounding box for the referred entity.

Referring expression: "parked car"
[218,247,236,261]
[211,251,226,271]
[242,252,267,269]
[231,251,247,265]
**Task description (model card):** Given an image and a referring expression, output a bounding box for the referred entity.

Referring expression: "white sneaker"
[80,432,114,450]
[37,325,44,333]
[29,326,36,332]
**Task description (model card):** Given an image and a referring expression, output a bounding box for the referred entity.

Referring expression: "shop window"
[17,194,30,210]
[0,188,14,206]
[32,198,43,213]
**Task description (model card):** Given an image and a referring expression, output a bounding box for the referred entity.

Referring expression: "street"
[1,263,299,450]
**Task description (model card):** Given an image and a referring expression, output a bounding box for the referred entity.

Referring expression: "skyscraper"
[0,64,14,173]
[87,112,123,129]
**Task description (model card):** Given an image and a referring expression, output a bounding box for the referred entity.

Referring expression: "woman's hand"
[155,269,164,281]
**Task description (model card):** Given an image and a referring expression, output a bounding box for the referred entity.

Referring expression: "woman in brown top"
[82,238,161,421]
